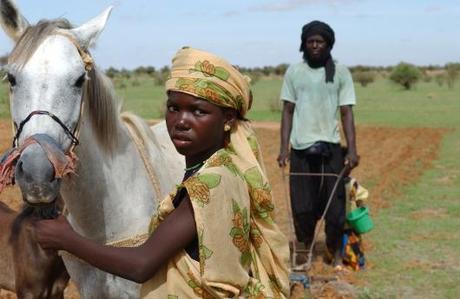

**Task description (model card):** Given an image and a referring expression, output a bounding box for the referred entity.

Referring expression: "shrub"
[422,74,433,83]
[269,97,282,112]
[114,79,127,89]
[435,74,445,87]
[353,71,376,87]
[119,68,131,79]
[389,62,422,90]
[131,78,141,87]
[105,67,119,79]
[154,71,169,86]
[445,63,460,89]
[274,64,289,76]
[244,71,262,86]
[133,66,156,77]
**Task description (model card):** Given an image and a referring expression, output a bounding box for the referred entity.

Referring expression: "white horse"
[0,1,184,298]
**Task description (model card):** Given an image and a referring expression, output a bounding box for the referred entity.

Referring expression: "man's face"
[304,34,329,63]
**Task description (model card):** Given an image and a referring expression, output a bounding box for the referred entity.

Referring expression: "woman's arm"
[36,195,197,283]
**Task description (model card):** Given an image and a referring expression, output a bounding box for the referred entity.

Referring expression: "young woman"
[36,47,289,298]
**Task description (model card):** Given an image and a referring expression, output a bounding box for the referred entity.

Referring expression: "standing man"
[277,20,359,267]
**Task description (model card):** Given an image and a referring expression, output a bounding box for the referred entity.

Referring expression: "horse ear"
[70,6,113,49]
[0,0,30,42]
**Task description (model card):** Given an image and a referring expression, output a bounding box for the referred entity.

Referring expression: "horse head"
[0,0,113,206]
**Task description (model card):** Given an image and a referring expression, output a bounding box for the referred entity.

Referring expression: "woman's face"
[166,91,232,165]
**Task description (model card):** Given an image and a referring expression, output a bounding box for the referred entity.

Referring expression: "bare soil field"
[0,120,445,298]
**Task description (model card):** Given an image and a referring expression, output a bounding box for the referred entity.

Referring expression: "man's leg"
[322,144,346,266]
[289,149,319,247]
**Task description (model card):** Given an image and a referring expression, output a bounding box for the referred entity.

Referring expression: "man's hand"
[344,150,359,176]
[277,149,290,168]
[340,105,359,175]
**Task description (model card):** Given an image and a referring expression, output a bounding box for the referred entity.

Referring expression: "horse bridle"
[12,110,80,149]
[10,31,93,152]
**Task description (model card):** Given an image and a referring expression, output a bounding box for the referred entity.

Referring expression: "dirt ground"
[0,120,445,298]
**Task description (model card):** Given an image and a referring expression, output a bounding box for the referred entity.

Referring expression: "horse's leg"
[48,257,70,299]
[0,203,15,292]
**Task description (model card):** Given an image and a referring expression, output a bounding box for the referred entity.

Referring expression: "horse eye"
[7,73,16,87]
[74,74,86,88]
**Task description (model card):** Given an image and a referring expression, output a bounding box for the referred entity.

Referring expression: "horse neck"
[60,112,159,242]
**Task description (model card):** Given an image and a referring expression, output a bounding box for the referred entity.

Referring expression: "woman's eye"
[74,74,86,88]
[194,109,206,116]
[167,105,178,112]
[7,73,16,87]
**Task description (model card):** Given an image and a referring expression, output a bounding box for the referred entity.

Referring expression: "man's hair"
[299,20,336,83]
[299,20,335,51]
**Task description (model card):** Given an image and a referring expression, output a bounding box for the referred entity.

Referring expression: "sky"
[0,0,459,70]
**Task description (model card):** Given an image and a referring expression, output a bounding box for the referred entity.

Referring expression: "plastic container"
[346,206,374,234]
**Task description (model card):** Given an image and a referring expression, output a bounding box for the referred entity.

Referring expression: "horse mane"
[84,67,120,152]
[8,19,120,152]
[8,19,73,67]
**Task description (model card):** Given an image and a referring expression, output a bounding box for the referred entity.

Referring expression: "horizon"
[103,62,455,72]
[0,0,459,70]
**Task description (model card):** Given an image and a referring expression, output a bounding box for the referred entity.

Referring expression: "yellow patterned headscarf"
[166,46,268,176]
[165,47,252,116]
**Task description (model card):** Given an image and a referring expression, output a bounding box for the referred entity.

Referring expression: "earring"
[224,124,231,132]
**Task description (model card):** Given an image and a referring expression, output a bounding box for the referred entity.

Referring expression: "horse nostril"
[17,161,23,174]
[49,172,56,183]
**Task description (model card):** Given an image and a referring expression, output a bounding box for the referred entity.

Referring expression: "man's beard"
[303,51,329,68]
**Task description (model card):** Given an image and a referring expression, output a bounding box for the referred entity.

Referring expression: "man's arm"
[340,105,359,172]
[277,101,295,167]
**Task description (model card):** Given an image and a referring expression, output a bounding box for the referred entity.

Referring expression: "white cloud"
[222,10,240,17]
[249,0,358,12]
[424,5,442,13]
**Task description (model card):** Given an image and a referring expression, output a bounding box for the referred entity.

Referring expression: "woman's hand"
[35,215,76,251]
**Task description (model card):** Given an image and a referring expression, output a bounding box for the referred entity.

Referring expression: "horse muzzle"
[15,142,61,206]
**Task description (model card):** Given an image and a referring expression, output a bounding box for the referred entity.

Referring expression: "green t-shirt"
[280,61,356,150]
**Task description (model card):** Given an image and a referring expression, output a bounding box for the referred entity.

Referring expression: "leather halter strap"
[12,110,80,150]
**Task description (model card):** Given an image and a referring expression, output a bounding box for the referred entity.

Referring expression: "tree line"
[104,62,460,90]
[1,54,459,90]
[104,64,291,87]
[350,62,460,90]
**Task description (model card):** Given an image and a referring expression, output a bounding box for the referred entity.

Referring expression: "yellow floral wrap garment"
[141,48,289,298]
[141,143,289,298]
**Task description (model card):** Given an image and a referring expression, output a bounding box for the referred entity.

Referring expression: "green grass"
[114,76,167,119]
[351,79,460,298]
[357,130,460,298]
[1,75,460,298]
[247,78,284,121]
[249,78,460,298]
[0,83,9,119]
[354,78,460,128]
